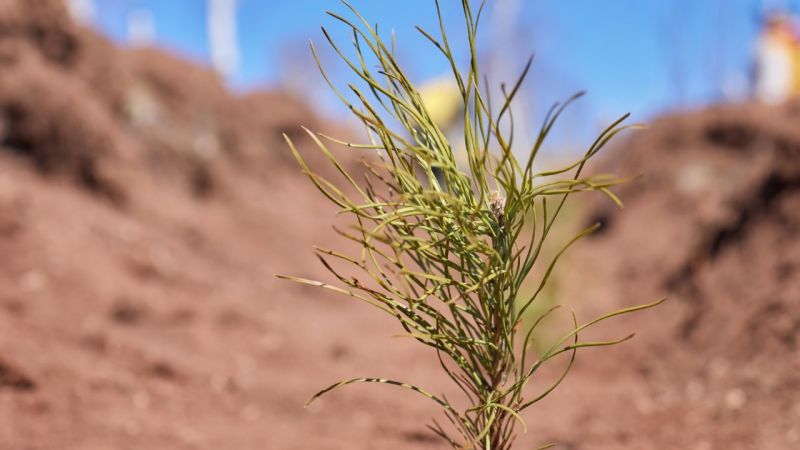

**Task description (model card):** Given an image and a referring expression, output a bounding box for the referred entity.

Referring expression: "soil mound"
[550,100,800,449]
[0,0,324,205]
[0,2,405,450]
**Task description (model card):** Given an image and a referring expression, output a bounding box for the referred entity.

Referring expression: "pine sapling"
[280,2,664,448]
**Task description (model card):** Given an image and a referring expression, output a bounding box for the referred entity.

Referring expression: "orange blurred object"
[754,12,800,103]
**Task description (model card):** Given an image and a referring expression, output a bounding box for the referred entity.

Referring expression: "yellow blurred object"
[417,76,468,173]
[793,41,800,94]
[418,76,463,129]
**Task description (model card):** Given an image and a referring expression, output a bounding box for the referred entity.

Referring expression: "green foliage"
[279,1,664,449]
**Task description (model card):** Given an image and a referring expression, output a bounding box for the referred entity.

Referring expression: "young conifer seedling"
[280,1,664,448]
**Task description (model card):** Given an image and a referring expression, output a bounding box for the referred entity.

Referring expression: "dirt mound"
[548,100,800,449]
[0,0,325,205]
[0,2,415,450]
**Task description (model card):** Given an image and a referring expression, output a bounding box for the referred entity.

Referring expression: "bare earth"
[0,2,798,449]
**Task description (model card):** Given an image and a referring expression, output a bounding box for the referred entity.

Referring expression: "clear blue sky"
[88,0,800,138]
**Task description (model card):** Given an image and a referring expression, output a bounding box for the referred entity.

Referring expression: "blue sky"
[88,0,799,142]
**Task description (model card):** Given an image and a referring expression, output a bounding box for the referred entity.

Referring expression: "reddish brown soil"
[0,1,798,449]
[549,101,800,450]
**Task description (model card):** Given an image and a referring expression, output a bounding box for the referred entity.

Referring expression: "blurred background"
[70,0,800,146]
[0,1,798,449]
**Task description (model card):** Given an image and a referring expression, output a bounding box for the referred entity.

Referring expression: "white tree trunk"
[67,0,96,24]
[128,8,156,47]
[208,0,240,78]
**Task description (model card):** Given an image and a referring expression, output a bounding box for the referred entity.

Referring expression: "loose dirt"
[0,2,797,449]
